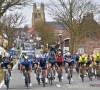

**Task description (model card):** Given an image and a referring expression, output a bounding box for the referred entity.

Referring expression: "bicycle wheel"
[6,74,9,89]
[88,69,92,81]
[58,74,62,83]
[50,71,53,85]
[81,72,84,82]
[42,77,45,87]
[37,72,40,85]
[25,73,28,89]
[68,75,71,84]
[81,66,84,82]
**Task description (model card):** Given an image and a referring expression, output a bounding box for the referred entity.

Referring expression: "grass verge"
[0,59,17,83]
[40,51,43,54]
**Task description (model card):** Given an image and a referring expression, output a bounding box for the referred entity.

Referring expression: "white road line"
[0,61,18,89]
[56,84,61,87]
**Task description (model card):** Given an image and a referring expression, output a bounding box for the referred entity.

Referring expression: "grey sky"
[7,0,100,27]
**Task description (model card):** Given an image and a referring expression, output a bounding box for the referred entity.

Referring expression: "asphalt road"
[1,50,100,90]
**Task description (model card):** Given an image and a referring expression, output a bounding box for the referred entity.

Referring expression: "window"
[38,13,41,18]
[93,32,97,39]
[35,13,37,18]
[86,32,90,38]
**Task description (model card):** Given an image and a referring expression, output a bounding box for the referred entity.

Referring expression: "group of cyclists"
[0,45,100,88]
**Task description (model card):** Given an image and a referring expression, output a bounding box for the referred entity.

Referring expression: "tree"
[0,0,35,18]
[35,20,58,51]
[1,12,26,51]
[47,0,100,55]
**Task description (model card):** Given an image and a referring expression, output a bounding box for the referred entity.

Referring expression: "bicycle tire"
[6,72,10,89]
[88,70,92,81]
[68,75,71,84]
[81,67,84,82]
[42,77,45,87]
[25,73,28,89]
[6,76,9,89]
[50,71,52,85]
[37,72,40,85]
[58,74,62,83]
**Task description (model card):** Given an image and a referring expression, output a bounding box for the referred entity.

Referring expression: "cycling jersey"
[2,58,11,69]
[78,56,87,66]
[20,59,32,70]
[79,57,87,63]
[38,58,48,70]
[48,56,56,63]
[56,55,64,63]
[94,55,100,61]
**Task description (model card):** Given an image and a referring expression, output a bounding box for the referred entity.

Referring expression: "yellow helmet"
[96,53,100,57]
[81,55,85,59]
[58,51,61,54]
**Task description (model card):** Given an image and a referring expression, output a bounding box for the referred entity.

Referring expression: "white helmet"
[5,53,10,57]
[36,54,40,58]
[66,52,71,57]
[24,56,28,59]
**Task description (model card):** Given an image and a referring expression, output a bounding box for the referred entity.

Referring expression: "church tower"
[32,3,45,26]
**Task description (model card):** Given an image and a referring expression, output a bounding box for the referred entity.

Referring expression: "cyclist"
[20,56,32,87]
[1,53,12,87]
[64,52,74,81]
[50,45,56,54]
[56,51,64,79]
[94,53,100,74]
[57,47,63,55]
[86,55,93,76]
[78,55,87,78]
[38,56,48,83]
[74,53,80,73]
[48,51,56,81]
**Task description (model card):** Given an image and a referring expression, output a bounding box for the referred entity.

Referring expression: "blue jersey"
[38,58,48,67]
[20,59,32,69]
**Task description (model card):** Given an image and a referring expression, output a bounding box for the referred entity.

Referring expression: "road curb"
[0,61,18,89]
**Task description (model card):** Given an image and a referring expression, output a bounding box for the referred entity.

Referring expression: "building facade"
[61,13,100,54]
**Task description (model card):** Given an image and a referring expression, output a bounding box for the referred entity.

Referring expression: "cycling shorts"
[22,65,31,70]
[39,65,47,70]
[49,62,56,67]
[86,61,92,67]
[95,61,100,65]
[56,62,63,67]
[65,61,74,67]
[79,62,86,67]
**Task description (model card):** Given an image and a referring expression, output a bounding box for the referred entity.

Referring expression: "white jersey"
[0,46,7,57]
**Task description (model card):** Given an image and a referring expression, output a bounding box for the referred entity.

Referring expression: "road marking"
[56,84,61,87]
[0,61,18,89]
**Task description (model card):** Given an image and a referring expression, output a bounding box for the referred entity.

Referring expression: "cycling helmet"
[81,55,85,59]
[96,53,99,57]
[24,56,28,59]
[5,53,10,57]
[66,52,71,57]
[58,51,61,54]
[41,55,45,58]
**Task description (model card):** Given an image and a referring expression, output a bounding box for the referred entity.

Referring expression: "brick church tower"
[32,3,45,26]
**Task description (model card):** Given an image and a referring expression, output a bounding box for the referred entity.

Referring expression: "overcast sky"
[7,0,100,27]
